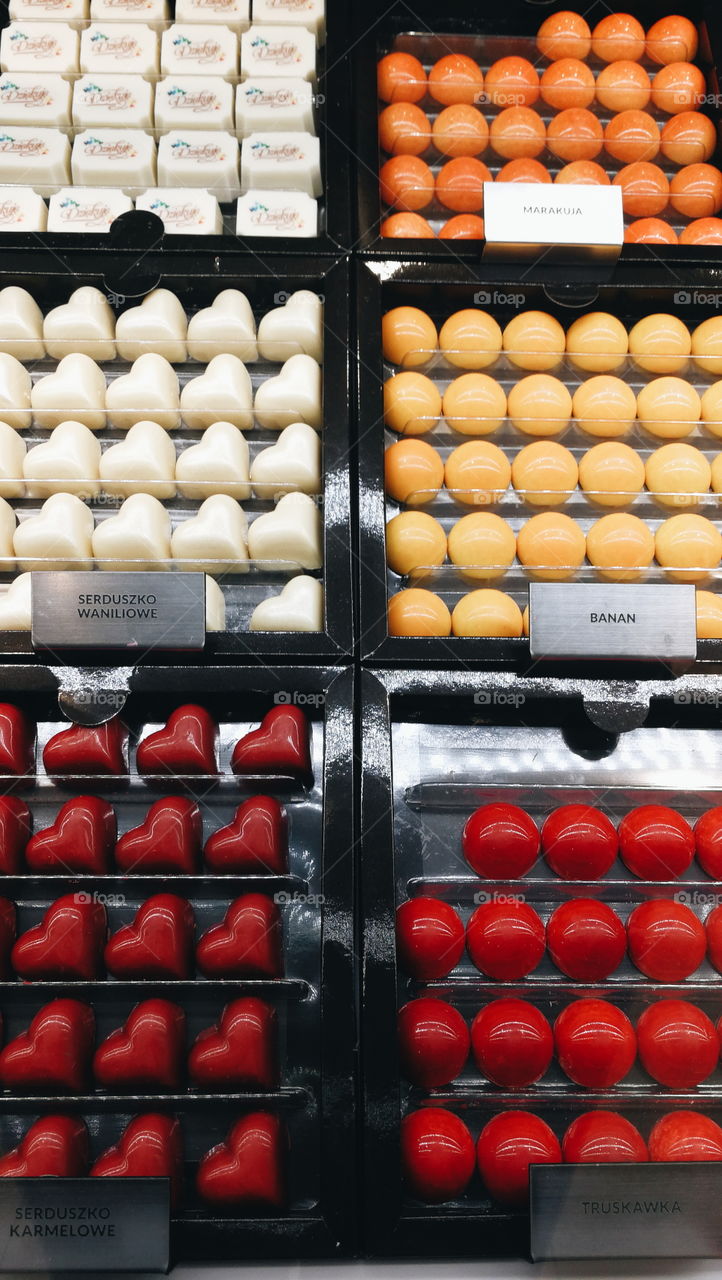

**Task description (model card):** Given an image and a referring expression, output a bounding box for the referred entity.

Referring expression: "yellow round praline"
[451,589,524,637]
[565,311,629,373]
[511,440,579,506]
[387,588,452,636]
[384,372,442,435]
[384,438,445,505]
[516,511,586,580]
[578,441,645,506]
[637,378,701,439]
[573,375,637,438]
[507,374,573,436]
[382,307,439,368]
[701,382,722,439]
[628,313,692,374]
[645,443,711,507]
[444,441,511,505]
[439,310,503,371]
[586,513,655,581]
[442,374,507,435]
[447,512,517,581]
[710,454,722,493]
[692,317,722,376]
[696,589,722,638]
[385,511,448,577]
[655,513,722,582]
[502,311,566,371]
[522,603,530,635]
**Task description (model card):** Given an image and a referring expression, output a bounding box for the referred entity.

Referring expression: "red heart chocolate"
[115,799,202,875]
[0,1115,90,1177]
[0,899,16,978]
[12,895,106,980]
[43,716,127,777]
[0,703,34,776]
[105,895,195,980]
[189,998,278,1090]
[204,798,288,875]
[25,797,116,875]
[0,796,31,873]
[196,895,283,979]
[231,707,312,786]
[196,1112,285,1207]
[91,1114,183,1208]
[0,999,95,1092]
[136,705,218,776]
[94,999,186,1091]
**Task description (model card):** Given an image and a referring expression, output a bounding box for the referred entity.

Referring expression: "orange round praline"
[647,15,699,65]
[651,62,706,115]
[489,106,546,160]
[555,160,610,185]
[592,13,646,63]
[379,103,432,157]
[625,218,677,244]
[498,158,552,184]
[595,60,651,112]
[439,214,486,239]
[436,157,491,213]
[385,438,444,505]
[540,58,595,110]
[661,112,716,166]
[378,52,427,104]
[547,108,603,162]
[428,54,484,107]
[613,162,669,218]
[387,588,452,636]
[484,56,540,108]
[604,110,660,164]
[380,155,435,211]
[432,104,489,158]
[670,165,722,219]
[381,213,436,238]
[537,11,592,61]
[382,306,438,368]
[680,218,722,245]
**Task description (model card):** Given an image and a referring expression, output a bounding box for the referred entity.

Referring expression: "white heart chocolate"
[180,355,253,430]
[0,572,32,630]
[175,421,250,500]
[186,290,257,364]
[249,573,323,632]
[171,494,248,575]
[92,493,171,570]
[250,421,321,499]
[0,422,27,498]
[247,490,321,569]
[43,286,116,361]
[0,355,32,430]
[99,420,176,498]
[31,354,106,430]
[14,493,93,571]
[257,290,323,363]
[23,420,101,499]
[115,289,188,363]
[105,355,180,430]
[0,287,44,361]
[253,353,321,430]
[0,497,16,569]
[204,574,226,632]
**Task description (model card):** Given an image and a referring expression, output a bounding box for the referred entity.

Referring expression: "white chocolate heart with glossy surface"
[187,290,257,364]
[250,421,321,499]
[0,355,31,430]
[175,421,250,500]
[253,354,321,430]
[116,290,188,363]
[171,495,248,575]
[257,290,323,363]
[0,572,32,630]
[247,491,322,569]
[23,420,101,499]
[0,287,44,361]
[249,573,323,631]
[31,354,106,430]
[99,420,176,499]
[0,497,16,569]
[43,287,116,361]
[205,574,226,631]
[0,423,27,498]
[92,493,171,571]
[106,355,180,430]
[180,355,253,430]
[14,493,93,572]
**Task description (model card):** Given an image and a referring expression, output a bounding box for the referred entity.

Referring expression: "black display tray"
[353,0,722,265]
[0,660,357,1263]
[357,257,722,675]
[0,249,354,665]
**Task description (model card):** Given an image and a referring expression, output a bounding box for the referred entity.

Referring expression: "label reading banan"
[531,1164,722,1259]
[31,571,206,650]
[0,1178,170,1272]
[529,582,697,660]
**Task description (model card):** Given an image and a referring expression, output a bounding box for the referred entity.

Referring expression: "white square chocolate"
[157,130,239,201]
[154,76,233,132]
[0,73,72,127]
[80,24,159,76]
[252,0,324,44]
[241,131,320,195]
[136,187,222,233]
[90,0,168,30]
[235,188,316,236]
[161,25,238,80]
[235,78,314,134]
[73,74,154,129]
[240,25,315,80]
[47,186,132,230]
[0,185,47,230]
[175,0,249,29]
[0,128,70,196]
[10,0,88,27]
[1,23,79,74]
[72,128,156,193]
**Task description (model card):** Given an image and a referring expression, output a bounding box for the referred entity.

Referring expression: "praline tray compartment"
[360,668,722,1259]
[0,662,356,1261]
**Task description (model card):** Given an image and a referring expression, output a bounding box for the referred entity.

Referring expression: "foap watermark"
[274,690,325,708]
[675,91,722,108]
[673,689,722,707]
[675,890,722,908]
[273,290,324,305]
[674,290,722,309]
[475,290,526,308]
[474,890,526,906]
[106,291,126,307]
[274,890,326,906]
[73,687,128,713]
[474,90,527,108]
[74,890,126,907]
[474,689,526,708]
